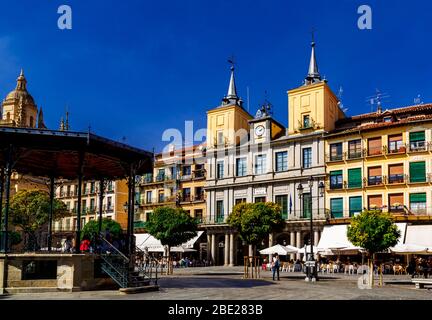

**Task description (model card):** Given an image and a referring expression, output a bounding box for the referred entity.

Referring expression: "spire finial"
[227,56,237,99]
[305,30,322,85]
[16,68,27,90]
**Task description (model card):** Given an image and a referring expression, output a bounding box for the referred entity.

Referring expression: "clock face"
[255,125,265,137]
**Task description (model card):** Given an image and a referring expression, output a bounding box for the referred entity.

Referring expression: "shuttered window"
[275,195,288,219]
[389,193,404,212]
[409,193,426,215]
[410,131,425,142]
[368,137,382,155]
[368,166,381,176]
[368,195,382,210]
[330,170,343,189]
[389,164,404,183]
[349,196,362,217]
[389,164,404,175]
[330,198,343,218]
[409,162,426,182]
[348,168,362,188]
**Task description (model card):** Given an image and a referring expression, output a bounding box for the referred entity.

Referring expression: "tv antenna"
[414,94,424,105]
[365,89,390,113]
[337,86,349,114]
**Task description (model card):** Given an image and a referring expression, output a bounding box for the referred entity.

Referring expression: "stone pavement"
[2,267,432,300]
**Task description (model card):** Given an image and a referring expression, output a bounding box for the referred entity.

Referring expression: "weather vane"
[227,55,235,70]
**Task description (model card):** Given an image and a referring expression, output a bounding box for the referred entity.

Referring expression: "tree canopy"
[81,218,123,240]
[145,207,198,248]
[9,190,68,234]
[8,190,68,250]
[227,202,284,245]
[347,210,400,255]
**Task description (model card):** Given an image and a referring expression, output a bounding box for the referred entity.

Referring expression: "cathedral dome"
[4,69,36,106]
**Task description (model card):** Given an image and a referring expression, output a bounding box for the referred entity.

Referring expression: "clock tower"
[249,101,285,144]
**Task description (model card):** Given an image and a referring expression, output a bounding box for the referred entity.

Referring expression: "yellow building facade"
[136,145,206,232]
[325,104,432,223]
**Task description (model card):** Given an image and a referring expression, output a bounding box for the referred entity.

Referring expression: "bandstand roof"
[0,127,153,179]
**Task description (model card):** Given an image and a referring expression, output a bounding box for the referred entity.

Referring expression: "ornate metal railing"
[98,235,159,288]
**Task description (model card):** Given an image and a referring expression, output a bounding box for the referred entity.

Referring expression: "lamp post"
[297,177,325,282]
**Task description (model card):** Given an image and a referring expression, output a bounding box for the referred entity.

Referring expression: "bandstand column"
[1,147,13,253]
[98,179,104,234]
[47,175,55,252]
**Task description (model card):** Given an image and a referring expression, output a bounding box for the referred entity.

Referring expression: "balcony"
[389,204,405,214]
[326,153,344,162]
[103,205,114,212]
[367,176,383,186]
[366,147,383,157]
[329,182,343,190]
[216,215,225,224]
[347,150,363,160]
[408,141,428,153]
[193,193,206,202]
[142,196,176,206]
[180,195,192,202]
[386,144,406,155]
[387,174,405,184]
[193,170,206,179]
[180,174,192,181]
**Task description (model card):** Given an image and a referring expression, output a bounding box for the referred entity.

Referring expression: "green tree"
[81,218,123,241]
[9,190,68,251]
[227,202,284,275]
[347,210,400,287]
[145,207,198,274]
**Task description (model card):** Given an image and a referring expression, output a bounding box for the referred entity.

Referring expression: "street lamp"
[297,177,325,282]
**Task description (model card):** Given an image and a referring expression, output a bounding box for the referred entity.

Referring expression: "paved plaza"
[2,267,432,300]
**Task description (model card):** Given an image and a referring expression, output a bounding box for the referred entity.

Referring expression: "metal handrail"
[98,234,129,262]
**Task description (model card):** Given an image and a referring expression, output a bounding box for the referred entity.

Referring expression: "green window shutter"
[349,196,362,217]
[348,168,362,188]
[410,162,426,182]
[410,131,425,142]
[330,170,343,176]
[330,198,343,218]
[276,195,288,219]
[410,193,426,203]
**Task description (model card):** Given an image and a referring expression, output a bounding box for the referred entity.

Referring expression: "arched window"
[6,112,10,121]
[29,116,34,127]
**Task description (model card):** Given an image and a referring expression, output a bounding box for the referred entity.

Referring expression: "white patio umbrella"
[259,244,298,255]
[390,243,429,255]
[170,246,197,253]
[297,245,319,254]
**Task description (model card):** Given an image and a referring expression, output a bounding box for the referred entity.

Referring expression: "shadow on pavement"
[158,277,275,289]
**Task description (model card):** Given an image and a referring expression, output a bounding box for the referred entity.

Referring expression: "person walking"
[272,253,281,281]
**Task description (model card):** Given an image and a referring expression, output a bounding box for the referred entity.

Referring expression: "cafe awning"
[404,225,432,248]
[135,231,204,252]
[317,223,407,250]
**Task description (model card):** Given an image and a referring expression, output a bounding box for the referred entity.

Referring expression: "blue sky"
[0,0,431,151]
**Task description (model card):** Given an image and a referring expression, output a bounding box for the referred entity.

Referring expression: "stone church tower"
[1,69,46,128]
